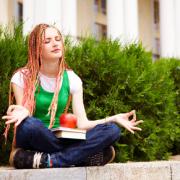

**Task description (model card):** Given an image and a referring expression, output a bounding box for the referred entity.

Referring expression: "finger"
[131,110,136,121]
[5,118,18,124]
[2,115,7,120]
[6,105,17,114]
[126,110,135,118]
[131,118,136,123]
[134,120,144,126]
[131,126,142,131]
[131,120,143,126]
[125,111,133,117]
[128,129,135,134]
[124,125,135,134]
[2,115,14,120]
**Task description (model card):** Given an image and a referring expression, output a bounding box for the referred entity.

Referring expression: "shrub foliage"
[0,26,179,165]
[65,38,180,162]
[0,24,27,164]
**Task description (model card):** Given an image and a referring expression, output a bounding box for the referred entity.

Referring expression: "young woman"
[2,24,143,169]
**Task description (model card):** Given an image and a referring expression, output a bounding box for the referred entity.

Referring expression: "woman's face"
[41,27,63,61]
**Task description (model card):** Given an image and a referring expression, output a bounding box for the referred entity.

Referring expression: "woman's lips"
[51,49,61,53]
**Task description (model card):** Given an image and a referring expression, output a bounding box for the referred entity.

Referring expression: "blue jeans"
[16,117,121,167]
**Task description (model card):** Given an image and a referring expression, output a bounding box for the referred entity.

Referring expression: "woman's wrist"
[22,106,30,119]
[104,115,117,123]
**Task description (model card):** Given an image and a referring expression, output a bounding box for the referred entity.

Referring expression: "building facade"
[0,0,180,59]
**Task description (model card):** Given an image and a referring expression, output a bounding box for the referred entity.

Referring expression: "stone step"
[0,161,180,180]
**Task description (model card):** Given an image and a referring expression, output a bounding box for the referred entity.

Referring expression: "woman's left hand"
[114,110,143,134]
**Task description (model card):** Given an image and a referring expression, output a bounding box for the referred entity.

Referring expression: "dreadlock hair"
[11,23,68,128]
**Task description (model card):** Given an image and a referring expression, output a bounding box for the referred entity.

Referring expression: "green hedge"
[65,38,180,162]
[0,25,179,165]
[0,24,27,165]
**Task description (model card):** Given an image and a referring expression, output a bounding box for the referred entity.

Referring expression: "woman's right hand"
[2,105,30,127]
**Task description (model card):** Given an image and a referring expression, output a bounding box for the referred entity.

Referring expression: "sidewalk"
[0,161,180,180]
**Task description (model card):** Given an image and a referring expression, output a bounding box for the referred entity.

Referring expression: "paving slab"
[87,162,171,180]
[170,161,180,180]
[0,167,86,180]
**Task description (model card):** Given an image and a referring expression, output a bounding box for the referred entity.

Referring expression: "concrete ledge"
[0,161,180,180]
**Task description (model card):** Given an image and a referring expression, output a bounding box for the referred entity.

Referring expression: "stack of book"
[51,127,86,140]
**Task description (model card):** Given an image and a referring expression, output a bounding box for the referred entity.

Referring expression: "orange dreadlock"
[4,24,69,144]
[23,23,68,128]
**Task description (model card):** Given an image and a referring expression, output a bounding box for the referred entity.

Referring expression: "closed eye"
[55,36,61,41]
[44,38,51,44]
[43,36,61,44]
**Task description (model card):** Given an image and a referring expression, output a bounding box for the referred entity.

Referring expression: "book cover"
[51,127,86,140]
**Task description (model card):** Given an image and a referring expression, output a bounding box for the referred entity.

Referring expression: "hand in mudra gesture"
[2,105,30,127]
[114,110,143,134]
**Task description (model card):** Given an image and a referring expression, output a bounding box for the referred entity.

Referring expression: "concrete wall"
[0,161,180,180]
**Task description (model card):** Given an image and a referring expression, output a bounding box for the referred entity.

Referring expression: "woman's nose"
[52,39,58,47]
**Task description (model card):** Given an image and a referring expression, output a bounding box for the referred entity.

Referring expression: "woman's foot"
[79,146,115,166]
[9,148,50,169]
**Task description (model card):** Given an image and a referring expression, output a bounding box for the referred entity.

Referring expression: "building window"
[17,2,23,22]
[94,23,107,40]
[94,0,106,14]
[154,1,159,24]
[153,37,160,59]
[153,0,159,30]
[152,0,160,59]
[101,0,106,14]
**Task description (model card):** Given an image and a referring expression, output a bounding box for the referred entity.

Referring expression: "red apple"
[59,113,77,128]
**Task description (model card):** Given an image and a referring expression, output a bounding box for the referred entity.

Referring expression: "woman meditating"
[2,24,143,168]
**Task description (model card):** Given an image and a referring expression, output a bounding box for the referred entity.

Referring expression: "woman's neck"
[40,60,59,78]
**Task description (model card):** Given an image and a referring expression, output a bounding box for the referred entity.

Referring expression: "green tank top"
[34,71,70,128]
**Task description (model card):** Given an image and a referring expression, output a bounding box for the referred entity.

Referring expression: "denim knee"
[17,117,42,134]
[107,123,121,142]
[16,117,43,145]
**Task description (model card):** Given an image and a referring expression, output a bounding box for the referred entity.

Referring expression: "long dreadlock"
[4,24,69,143]
[23,23,68,128]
